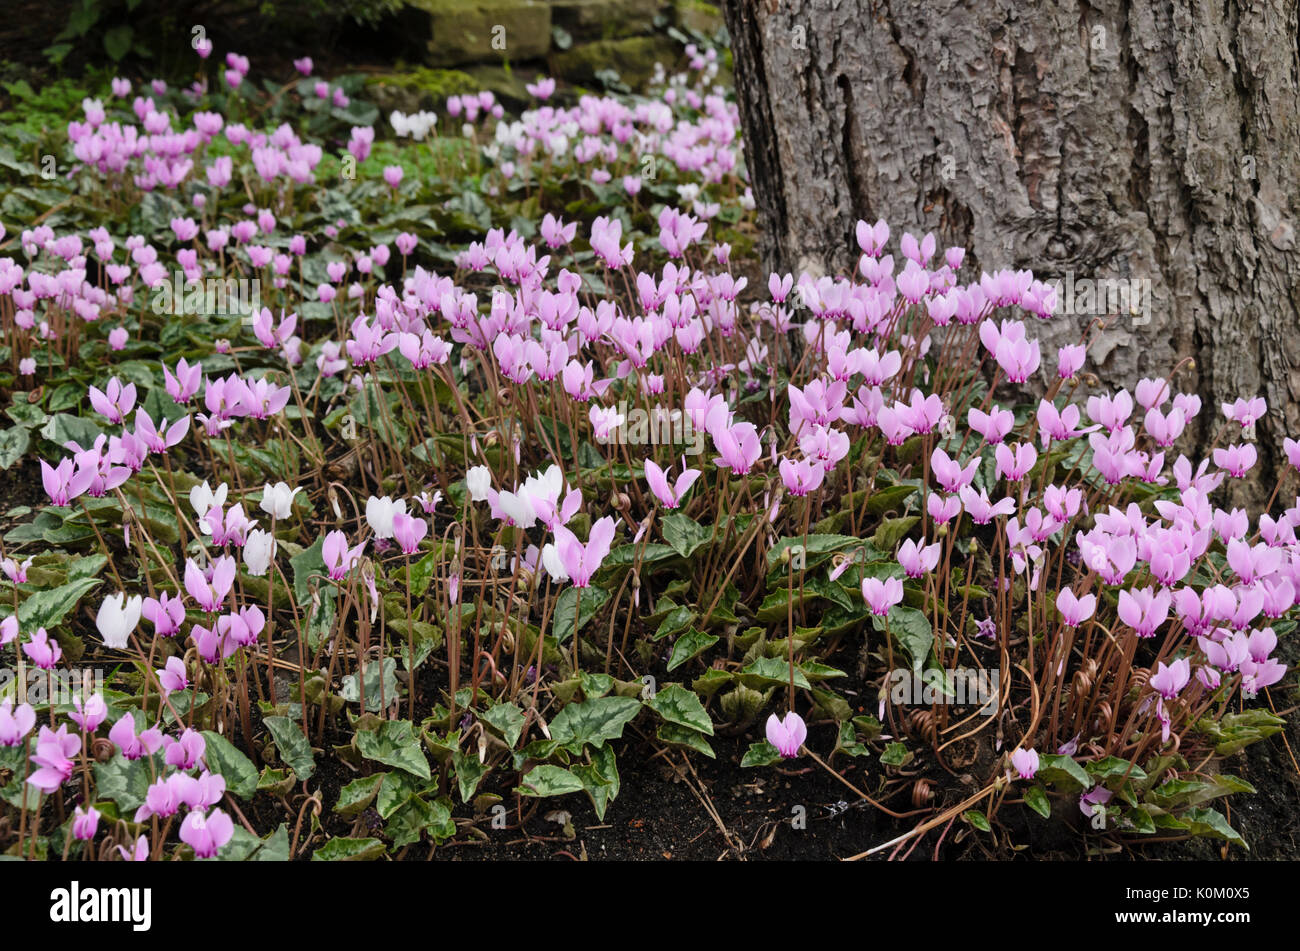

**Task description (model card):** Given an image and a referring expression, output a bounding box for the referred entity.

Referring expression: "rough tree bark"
[724,0,1300,497]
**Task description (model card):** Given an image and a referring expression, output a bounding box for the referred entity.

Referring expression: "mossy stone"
[365,67,481,114]
[549,33,680,89]
[673,0,723,35]
[550,0,667,42]
[406,0,552,66]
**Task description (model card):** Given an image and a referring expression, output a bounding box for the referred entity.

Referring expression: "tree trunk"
[723,0,1300,498]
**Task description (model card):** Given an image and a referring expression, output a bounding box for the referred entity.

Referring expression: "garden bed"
[0,13,1295,866]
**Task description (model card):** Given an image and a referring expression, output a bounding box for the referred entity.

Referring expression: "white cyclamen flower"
[365,495,407,539]
[189,480,228,519]
[96,592,142,649]
[466,466,492,502]
[260,481,301,520]
[540,543,569,583]
[243,529,277,577]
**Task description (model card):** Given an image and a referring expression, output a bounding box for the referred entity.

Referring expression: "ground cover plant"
[0,34,1296,863]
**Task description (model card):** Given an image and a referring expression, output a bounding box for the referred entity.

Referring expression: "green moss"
[550,0,665,42]
[0,75,95,142]
[674,0,723,35]
[461,65,534,107]
[550,34,681,91]
[406,0,552,65]
[367,67,479,97]
[365,67,481,114]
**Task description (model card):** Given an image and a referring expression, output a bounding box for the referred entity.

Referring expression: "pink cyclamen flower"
[1055,588,1096,627]
[995,335,1041,383]
[142,591,186,637]
[930,447,978,493]
[158,656,189,696]
[180,808,234,858]
[322,531,365,581]
[347,126,374,163]
[1117,586,1172,638]
[928,493,962,524]
[251,307,297,349]
[1149,658,1191,700]
[22,627,61,669]
[117,835,149,861]
[163,728,206,769]
[958,485,1017,525]
[165,358,202,403]
[710,421,762,474]
[861,576,904,616]
[1283,437,1300,471]
[0,700,36,746]
[968,405,1014,445]
[73,805,100,841]
[549,517,617,588]
[1212,443,1257,478]
[1057,344,1086,380]
[526,77,556,99]
[1010,747,1039,779]
[69,693,107,733]
[1222,397,1266,428]
[995,442,1038,482]
[3,555,32,583]
[108,714,165,760]
[644,460,700,510]
[541,213,577,249]
[391,512,428,555]
[183,556,237,612]
[778,455,824,496]
[27,724,80,793]
[897,538,940,578]
[765,711,807,758]
[40,457,95,507]
[87,376,136,424]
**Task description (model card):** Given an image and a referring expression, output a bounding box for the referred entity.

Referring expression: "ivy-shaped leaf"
[741,741,781,768]
[547,696,641,751]
[667,627,719,672]
[336,775,384,817]
[263,716,316,782]
[518,764,585,797]
[311,837,386,861]
[201,731,259,800]
[1025,785,1051,819]
[656,722,715,757]
[660,511,711,558]
[481,702,526,749]
[355,719,431,780]
[646,683,714,735]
